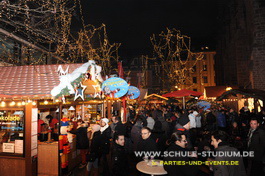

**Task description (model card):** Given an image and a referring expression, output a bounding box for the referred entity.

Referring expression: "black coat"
[164,143,199,176]
[213,144,246,176]
[114,122,127,136]
[206,112,216,124]
[69,126,89,149]
[90,131,101,157]
[99,126,112,154]
[137,136,158,153]
[248,127,265,161]
[111,143,129,176]
[151,130,167,156]
[163,143,199,176]
[151,121,167,153]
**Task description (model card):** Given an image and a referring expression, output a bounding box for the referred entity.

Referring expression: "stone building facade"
[215,0,265,90]
[177,51,216,93]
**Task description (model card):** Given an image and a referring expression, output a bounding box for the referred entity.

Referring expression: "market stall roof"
[216,89,265,101]
[145,94,168,100]
[139,94,168,105]
[162,89,203,97]
[0,63,83,99]
[205,86,238,98]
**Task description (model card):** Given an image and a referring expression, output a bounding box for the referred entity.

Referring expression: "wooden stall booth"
[0,63,104,176]
[0,99,37,176]
[216,89,265,112]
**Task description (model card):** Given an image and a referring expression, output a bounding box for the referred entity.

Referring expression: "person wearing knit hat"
[175,116,193,150]
[101,118,109,126]
[99,118,111,175]
[178,116,190,130]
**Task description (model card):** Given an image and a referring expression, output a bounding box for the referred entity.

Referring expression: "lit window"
[0,110,25,156]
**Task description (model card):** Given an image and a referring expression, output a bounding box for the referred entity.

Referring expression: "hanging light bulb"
[1,101,6,107]
[10,101,15,106]
[17,102,22,106]
[21,101,26,105]
[32,102,36,106]
[44,100,48,105]
[55,99,59,103]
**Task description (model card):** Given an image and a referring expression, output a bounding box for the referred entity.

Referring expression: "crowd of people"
[73,103,265,176]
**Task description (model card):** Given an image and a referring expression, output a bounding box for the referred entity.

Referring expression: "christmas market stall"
[140,94,168,106]
[216,89,265,112]
[0,60,104,176]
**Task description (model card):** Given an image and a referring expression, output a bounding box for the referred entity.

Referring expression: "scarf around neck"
[100,124,109,133]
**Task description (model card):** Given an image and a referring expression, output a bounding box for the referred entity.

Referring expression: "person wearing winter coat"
[151,121,167,154]
[217,110,226,130]
[195,111,202,129]
[136,127,158,160]
[87,124,101,176]
[175,116,193,150]
[247,118,265,176]
[110,116,126,138]
[131,118,143,152]
[99,118,111,176]
[188,110,197,129]
[146,112,155,130]
[163,131,199,176]
[209,130,246,176]
[205,110,217,131]
[111,134,129,176]
[69,120,89,168]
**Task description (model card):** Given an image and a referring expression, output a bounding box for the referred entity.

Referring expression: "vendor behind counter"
[38,115,59,142]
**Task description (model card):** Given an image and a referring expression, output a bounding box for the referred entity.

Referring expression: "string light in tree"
[144,28,204,92]
[0,0,120,71]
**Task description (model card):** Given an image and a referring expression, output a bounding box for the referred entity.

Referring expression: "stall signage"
[1,126,23,130]
[3,143,15,153]
[102,77,129,98]
[0,116,21,121]
[127,86,140,99]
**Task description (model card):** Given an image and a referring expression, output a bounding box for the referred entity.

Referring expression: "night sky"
[80,0,218,58]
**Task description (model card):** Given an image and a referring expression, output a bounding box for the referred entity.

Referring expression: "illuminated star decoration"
[74,83,87,101]
[92,85,101,98]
